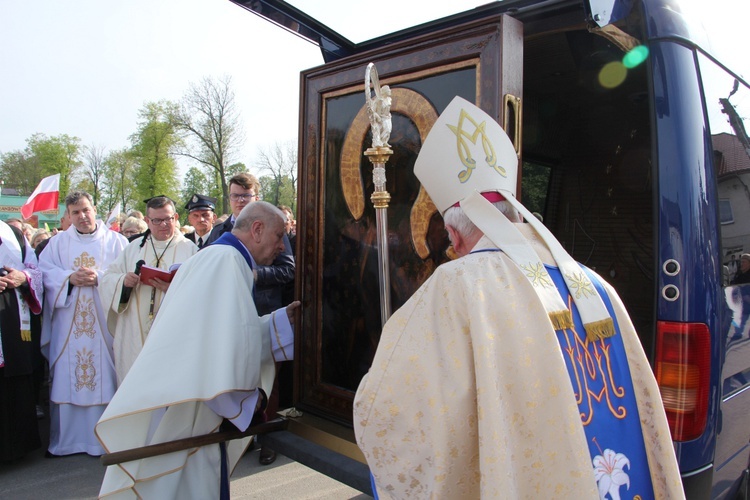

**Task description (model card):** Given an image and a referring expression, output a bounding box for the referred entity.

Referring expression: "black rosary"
[148,236,173,320]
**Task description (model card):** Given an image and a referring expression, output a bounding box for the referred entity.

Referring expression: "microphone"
[122,260,146,304]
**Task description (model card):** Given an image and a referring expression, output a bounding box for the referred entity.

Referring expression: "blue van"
[237,0,750,497]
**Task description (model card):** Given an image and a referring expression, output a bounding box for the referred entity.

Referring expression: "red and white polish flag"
[20,173,60,220]
[106,202,121,231]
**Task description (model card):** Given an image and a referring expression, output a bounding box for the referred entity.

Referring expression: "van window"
[699,53,750,283]
[699,51,750,494]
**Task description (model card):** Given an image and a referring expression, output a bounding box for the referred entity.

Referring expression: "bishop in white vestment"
[99,197,197,385]
[354,97,684,499]
[40,192,128,456]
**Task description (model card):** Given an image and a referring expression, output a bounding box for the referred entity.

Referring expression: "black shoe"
[44,451,61,459]
[258,446,276,465]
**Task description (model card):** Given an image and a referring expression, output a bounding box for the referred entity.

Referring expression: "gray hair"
[233,201,285,233]
[65,191,93,208]
[121,216,148,234]
[443,200,522,239]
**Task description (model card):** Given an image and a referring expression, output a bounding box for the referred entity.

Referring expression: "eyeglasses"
[229,193,257,202]
[149,216,176,226]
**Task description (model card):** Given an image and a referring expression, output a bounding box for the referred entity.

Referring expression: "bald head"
[234,201,285,232]
[232,201,287,265]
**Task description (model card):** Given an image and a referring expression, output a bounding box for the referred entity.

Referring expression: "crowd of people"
[0,98,706,498]
[0,172,298,472]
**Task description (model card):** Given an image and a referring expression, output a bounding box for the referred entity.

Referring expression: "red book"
[139,263,181,284]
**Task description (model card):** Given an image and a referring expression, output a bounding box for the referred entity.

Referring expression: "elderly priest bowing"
[96,201,299,499]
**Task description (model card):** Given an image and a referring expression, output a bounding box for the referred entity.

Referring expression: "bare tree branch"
[83,144,107,205]
[173,75,244,214]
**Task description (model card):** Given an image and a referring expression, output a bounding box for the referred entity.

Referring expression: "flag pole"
[364,63,393,325]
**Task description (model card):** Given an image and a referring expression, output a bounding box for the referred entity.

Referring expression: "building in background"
[0,188,65,228]
[715,132,750,278]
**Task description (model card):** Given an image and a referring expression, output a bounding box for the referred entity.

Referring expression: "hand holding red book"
[139,263,181,284]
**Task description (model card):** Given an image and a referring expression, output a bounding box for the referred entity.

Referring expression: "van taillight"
[655,321,711,441]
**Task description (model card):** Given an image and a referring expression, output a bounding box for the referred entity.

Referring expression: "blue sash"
[549,265,654,500]
[212,232,254,270]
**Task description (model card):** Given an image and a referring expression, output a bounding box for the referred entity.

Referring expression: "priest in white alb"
[353,97,684,499]
[39,191,128,457]
[99,196,196,385]
[96,201,298,499]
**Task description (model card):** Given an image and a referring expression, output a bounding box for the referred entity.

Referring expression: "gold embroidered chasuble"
[354,234,684,499]
[99,233,197,385]
[40,223,128,407]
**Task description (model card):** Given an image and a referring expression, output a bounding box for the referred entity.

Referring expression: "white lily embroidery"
[593,448,630,500]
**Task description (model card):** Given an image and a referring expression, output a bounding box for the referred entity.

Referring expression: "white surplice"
[40,222,128,456]
[96,240,293,499]
[99,233,197,385]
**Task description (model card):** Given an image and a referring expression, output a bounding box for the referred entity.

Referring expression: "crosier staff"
[364,62,393,325]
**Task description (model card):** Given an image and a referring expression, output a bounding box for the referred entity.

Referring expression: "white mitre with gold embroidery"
[414,96,614,340]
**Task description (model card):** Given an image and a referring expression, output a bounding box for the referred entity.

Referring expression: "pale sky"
[0,0,322,175]
[1,0,748,180]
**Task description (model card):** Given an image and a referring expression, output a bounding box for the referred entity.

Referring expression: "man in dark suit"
[205,173,295,465]
[184,194,217,249]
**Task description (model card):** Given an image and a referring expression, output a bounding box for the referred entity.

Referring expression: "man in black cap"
[184,194,217,249]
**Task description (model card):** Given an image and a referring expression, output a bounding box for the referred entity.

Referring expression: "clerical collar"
[75,224,98,236]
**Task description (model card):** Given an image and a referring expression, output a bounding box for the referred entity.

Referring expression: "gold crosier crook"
[364,62,393,325]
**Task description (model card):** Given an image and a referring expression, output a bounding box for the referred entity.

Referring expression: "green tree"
[100,148,138,214]
[180,166,210,210]
[255,141,297,211]
[259,175,296,209]
[26,133,82,196]
[0,149,44,195]
[173,75,244,215]
[130,101,181,211]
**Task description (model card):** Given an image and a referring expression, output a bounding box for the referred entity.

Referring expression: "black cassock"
[0,225,41,461]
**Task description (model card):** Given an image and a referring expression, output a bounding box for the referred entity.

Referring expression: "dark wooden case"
[295,14,523,425]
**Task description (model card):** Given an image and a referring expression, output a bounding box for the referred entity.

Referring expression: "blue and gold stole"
[549,265,655,500]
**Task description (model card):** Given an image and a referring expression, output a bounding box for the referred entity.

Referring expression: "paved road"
[1,410,370,499]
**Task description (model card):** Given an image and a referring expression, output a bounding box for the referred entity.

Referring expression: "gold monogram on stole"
[561,297,625,424]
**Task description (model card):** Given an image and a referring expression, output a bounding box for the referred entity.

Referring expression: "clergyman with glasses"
[99,196,197,386]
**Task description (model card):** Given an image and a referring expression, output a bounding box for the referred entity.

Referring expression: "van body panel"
[234,0,750,496]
